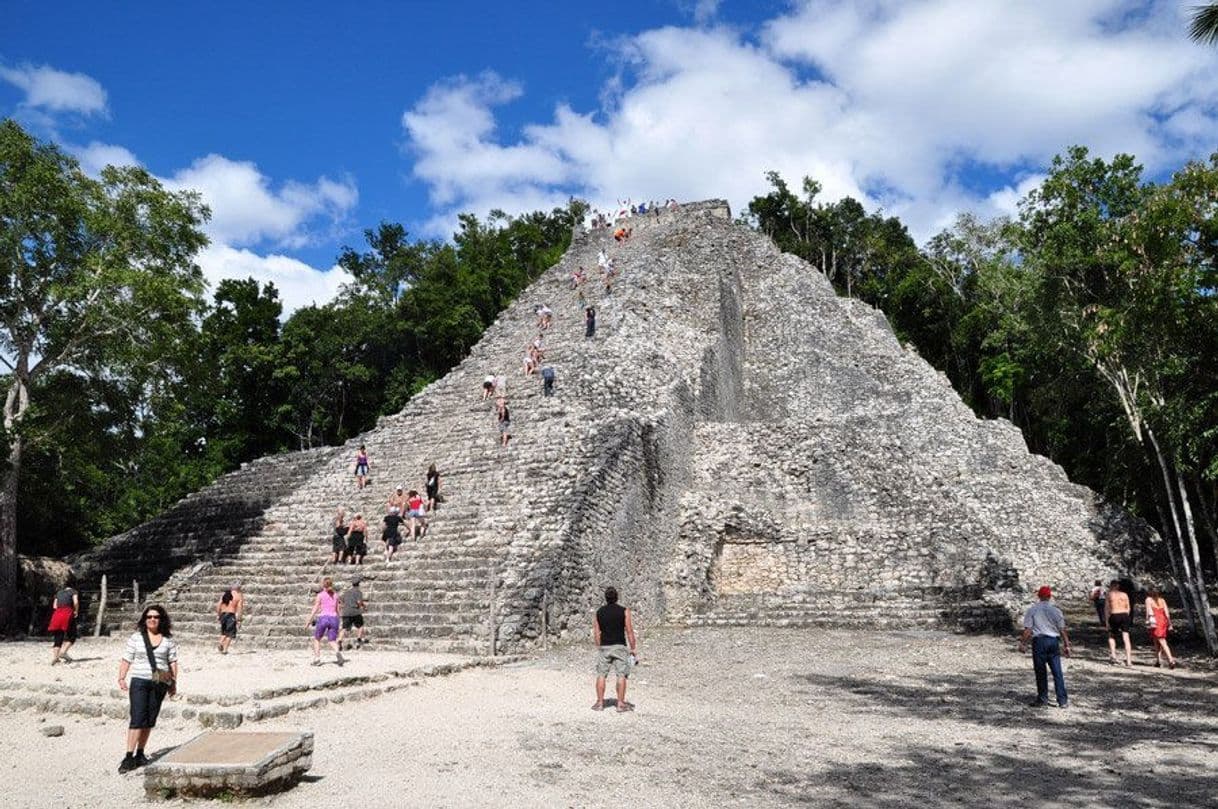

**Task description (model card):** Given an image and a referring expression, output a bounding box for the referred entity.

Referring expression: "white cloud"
[0,64,108,116]
[196,244,352,315]
[401,0,1218,241]
[164,154,358,249]
[69,141,140,176]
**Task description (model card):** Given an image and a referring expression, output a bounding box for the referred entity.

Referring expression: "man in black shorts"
[339,578,367,650]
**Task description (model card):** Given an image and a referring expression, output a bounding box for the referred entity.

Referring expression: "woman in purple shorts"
[306,576,344,667]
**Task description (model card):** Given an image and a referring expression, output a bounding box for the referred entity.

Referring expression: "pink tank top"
[317,589,338,617]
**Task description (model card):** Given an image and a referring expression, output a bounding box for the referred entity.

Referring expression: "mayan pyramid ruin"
[72,200,1153,652]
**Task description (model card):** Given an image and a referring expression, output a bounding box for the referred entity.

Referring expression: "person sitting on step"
[536,304,552,331]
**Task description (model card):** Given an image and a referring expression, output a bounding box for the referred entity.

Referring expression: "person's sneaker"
[1028,700,1049,707]
[133,752,149,767]
[60,654,73,664]
[118,755,138,774]
[310,659,321,667]
[1057,702,1069,709]
[51,657,60,666]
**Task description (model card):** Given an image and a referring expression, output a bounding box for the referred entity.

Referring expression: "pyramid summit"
[73,199,1153,649]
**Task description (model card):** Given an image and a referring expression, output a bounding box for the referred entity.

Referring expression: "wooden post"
[487,574,497,658]
[93,574,107,637]
[541,588,549,652]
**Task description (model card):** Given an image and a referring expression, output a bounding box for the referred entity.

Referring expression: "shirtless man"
[215,584,244,654]
[387,486,408,516]
[1105,580,1134,666]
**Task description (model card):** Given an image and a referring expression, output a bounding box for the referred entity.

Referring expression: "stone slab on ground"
[144,730,312,799]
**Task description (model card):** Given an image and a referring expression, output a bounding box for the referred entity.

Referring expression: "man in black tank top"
[593,586,638,712]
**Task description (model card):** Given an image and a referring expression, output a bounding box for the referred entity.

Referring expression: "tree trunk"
[1190,474,1218,576]
[0,436,22,631]
[1146,426,1218,654]
[1153,492,1199,633]
[1173,459,1218,653]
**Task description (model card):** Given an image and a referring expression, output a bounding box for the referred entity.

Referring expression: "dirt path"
[7,625,1217,807]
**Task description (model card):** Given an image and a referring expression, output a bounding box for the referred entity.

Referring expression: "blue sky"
[4,1,1218,312]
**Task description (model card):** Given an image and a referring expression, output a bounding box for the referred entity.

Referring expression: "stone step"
[170,620,481,640]
[0,655,514,727]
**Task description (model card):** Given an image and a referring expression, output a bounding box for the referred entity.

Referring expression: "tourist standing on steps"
[383,509,403,561]
[215,584,243,654]
[497,398,512,447]
[592,586,638,713]
[307,577,344,667]
[1088,579,1106,625]
[388,486,408,516]
[1144,587,1177,669]
[585,306,596,339]
[425,463,441,512]
[1018,586,1070,708]
[117,605,178,773]
[541,365,556,397]
[354,444,370,490]
[48,585,79,665]
[1105,580,1134,666]
[331,508,349,565]
[339,577,367,651]
[407,489,428,540]
[346,513,368,565]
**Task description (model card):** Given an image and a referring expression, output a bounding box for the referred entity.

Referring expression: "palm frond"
[1189,3,1218,44]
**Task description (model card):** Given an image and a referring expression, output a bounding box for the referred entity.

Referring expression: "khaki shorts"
[596,645,631,677]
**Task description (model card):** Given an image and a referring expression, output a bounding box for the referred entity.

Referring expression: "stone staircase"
[71,200,1154,649]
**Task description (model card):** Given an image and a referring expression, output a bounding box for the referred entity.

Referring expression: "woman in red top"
[407,490,428,540]
[1144,588,1177,669]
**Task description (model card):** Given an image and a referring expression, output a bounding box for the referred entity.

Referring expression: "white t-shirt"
[122,632,179,680]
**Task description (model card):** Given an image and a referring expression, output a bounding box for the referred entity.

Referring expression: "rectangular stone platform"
[143,730,312,799]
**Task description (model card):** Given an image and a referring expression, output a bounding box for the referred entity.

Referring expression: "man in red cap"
[1019,586,1071,708]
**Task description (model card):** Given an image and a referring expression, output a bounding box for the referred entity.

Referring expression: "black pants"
[129,677,170,729]
[52,622,78,648]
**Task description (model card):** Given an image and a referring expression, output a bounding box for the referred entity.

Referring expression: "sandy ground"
[5,622,1218,809]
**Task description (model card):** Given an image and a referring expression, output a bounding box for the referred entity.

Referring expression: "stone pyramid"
[72,200,1151,650]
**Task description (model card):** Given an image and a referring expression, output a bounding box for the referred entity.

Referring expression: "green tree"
[1017,147,1218,651]
[0,119,208,627]
[199,279,286,462]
